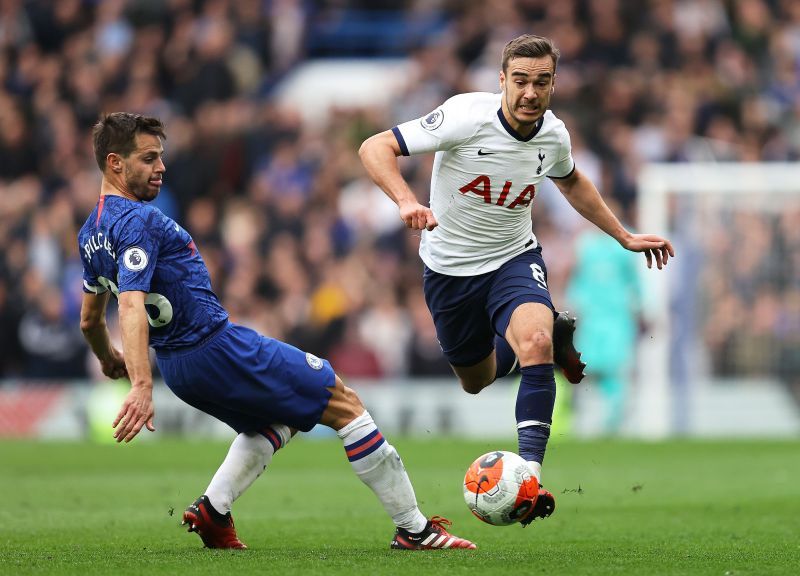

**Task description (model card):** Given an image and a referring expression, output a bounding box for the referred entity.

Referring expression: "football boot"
[182,495,247,549]
[519,486,556,526]
[553,310,586,384]
[391,516,476,550]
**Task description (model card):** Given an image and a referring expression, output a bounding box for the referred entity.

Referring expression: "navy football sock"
[494,336,519,380]
[516,364,556,464]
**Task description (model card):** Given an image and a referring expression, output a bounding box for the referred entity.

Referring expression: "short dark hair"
[92,112,166,171]
[501,35,560,73]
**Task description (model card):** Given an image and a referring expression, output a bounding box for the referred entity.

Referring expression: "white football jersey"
[393,92,574,276]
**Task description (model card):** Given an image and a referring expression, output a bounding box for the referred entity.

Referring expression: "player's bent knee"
[461,382,482,395]
[460,378,492,395]
[319,375,365,431]
[517,330,553,362]
[452,359,495,395]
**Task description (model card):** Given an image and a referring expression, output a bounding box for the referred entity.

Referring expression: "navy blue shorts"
[423,247,554,367]
[156,322,335,433]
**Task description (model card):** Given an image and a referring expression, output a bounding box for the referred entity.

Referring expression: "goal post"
[636,163,800,438]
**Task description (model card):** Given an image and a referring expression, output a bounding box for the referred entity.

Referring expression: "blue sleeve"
[78,231,107,294]
[115,208,165,293]
[81,270,107,294]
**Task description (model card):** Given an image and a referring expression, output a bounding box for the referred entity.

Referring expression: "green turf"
[1,437,799,575]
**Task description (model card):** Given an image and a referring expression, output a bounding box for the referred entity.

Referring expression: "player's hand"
[621,234,675,269]
[398,201,438,231]
[100,347,128,380]
[112,385,155,443]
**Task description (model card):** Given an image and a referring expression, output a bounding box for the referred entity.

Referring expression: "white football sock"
[205,425,291,514]
[527,460,542,484]
[337,411,428,533]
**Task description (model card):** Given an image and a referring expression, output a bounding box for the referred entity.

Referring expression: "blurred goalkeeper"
[78,112,475,551]
[360,34,674,525]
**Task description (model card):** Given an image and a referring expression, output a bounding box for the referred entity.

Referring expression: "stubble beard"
[505,91,547,130]
[127,174,159,202]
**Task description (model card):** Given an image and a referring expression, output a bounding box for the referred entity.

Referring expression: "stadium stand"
[0,0,798,399]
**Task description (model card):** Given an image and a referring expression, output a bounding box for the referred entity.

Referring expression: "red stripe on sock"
[263,427,281,450]
[345,432,383,459]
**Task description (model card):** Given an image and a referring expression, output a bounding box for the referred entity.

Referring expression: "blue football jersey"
[78,195,228,350]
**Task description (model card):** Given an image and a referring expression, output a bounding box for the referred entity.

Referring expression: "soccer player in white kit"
[359,34,674,525]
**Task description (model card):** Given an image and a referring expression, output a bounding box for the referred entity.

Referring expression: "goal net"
[635,163,800,437]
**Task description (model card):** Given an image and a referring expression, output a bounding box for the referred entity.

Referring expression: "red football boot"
[182,495,247,549]
[519,486,556,526]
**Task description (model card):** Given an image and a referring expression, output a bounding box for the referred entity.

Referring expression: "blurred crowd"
[700,206,800,398]
[1,0,799,387]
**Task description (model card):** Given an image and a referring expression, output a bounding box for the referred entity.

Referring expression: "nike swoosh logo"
[477,149,494,156]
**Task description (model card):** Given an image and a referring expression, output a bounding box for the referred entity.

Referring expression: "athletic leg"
[182,425,293,549]
[494,335,519,379]
[205,426,293,514]
[505,302,556,468]
[422,265,497,396]
[451,354,496,394]
[319,375,427,532]
[497,310,585,383]
[504,302,558,525]
[319,375,475,549]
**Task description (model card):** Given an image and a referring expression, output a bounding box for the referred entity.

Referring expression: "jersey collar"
[497,108,544,142]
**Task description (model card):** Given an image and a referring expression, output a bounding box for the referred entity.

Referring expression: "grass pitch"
[1,437,798,576]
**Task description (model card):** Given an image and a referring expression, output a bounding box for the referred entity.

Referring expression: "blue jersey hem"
[155,320,229,358]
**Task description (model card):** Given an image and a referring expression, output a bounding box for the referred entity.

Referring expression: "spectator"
[0,0,797,391]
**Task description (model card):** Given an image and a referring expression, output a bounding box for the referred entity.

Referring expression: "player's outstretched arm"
[114,290,156,443]
[359,130,437,231]
[80,291,128,380]
[552,168,674,269]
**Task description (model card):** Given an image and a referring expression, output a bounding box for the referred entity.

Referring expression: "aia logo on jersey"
[459,176,536,209]
[123,247,148,271]
[421,109,444,131]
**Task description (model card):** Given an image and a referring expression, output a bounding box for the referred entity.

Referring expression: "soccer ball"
[463,450,539,526]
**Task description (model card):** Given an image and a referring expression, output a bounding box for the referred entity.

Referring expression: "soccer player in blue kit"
[78,112,475,551]
[359,34,674,524]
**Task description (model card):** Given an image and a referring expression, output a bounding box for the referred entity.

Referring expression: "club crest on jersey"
[123,247,148,271]
[421,109,444,131]
[306,352,323,370]
[536,149,546,175]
